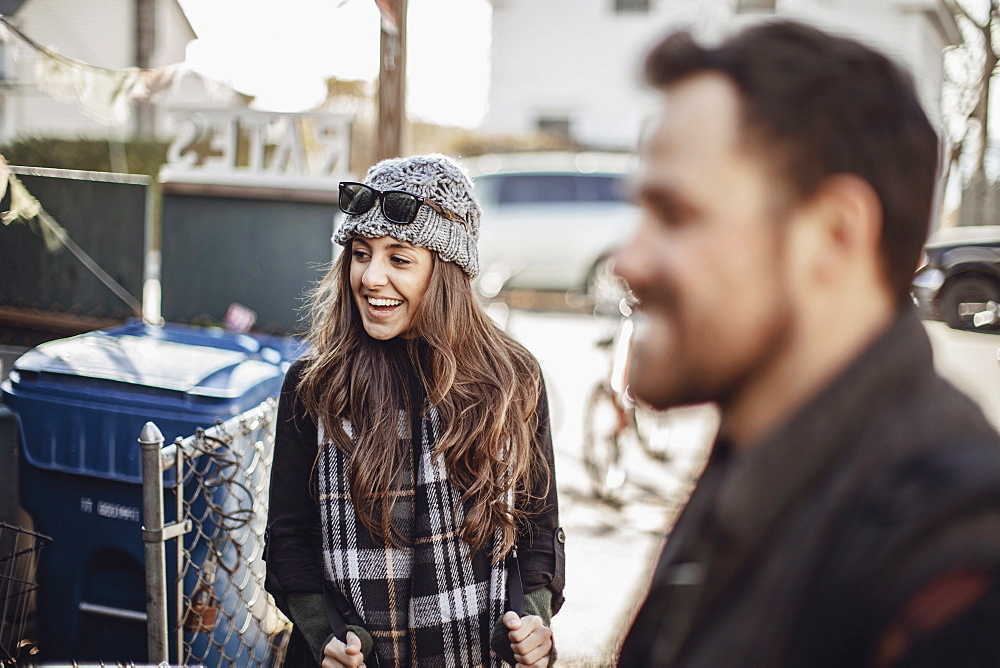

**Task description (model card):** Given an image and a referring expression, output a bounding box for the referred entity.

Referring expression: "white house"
[0,0,246,143]
[483,0,960,151]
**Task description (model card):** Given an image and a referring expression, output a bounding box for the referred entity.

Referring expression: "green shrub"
[0,137,168,176]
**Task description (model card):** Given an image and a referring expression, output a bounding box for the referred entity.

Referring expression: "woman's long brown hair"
[297,245,548,560]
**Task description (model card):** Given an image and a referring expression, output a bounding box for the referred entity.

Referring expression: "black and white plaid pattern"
[318,409,507,667]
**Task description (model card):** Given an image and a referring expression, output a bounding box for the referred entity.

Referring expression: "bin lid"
[17,336,246,392]
[1,321,299,483]
[15,334,248,393]
[9,321,290,398]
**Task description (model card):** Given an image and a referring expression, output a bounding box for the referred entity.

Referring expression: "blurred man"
[615,21,1000,667]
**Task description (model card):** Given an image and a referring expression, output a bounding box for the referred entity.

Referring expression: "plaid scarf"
[317,407,507,667]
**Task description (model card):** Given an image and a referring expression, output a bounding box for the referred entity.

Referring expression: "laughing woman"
[265,154,564,668]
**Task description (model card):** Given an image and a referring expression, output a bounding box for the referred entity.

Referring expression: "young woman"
[266,154,564,668]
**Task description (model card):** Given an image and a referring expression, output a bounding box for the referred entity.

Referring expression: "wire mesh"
[167,400,291,667]
[0,522,51,665]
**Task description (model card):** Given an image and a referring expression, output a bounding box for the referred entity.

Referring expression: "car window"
[499,174,577,204]
[476,173,626,206]
[575,175,626,202]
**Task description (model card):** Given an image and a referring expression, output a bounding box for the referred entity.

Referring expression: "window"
[536,116,571,140]
[735,0,776,11]
[481,173,626,206]
[614,0,651,13]
[498,174,577,204]
[575,175,626,202]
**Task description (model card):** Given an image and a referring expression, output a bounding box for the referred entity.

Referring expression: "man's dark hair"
[645,21,939,303]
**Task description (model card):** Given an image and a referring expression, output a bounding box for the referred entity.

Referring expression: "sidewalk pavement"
[505,309,718,667]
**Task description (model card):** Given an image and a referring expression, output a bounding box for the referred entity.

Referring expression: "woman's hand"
[322,630,366,668]
[502,610,553,667]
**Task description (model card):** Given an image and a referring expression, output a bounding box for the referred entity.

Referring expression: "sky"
[176,0,492,128]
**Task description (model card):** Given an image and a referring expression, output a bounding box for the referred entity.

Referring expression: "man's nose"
[613,234,640,285]
[613,220,653,288]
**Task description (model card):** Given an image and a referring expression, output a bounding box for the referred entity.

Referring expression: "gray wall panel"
[160,193,336,335]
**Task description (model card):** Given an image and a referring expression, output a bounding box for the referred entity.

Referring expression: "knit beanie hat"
[333,154,481,278]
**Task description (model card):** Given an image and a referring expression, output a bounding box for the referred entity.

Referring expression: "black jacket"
[619,308,1000,667]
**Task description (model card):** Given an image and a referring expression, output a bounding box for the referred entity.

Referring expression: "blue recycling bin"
[0,320,301,663]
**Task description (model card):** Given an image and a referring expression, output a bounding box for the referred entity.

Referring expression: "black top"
[266,357,565,606]
[620,307,1000,666]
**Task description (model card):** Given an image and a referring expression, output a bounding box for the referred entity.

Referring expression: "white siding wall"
[484,0,958,150]
[155,0,194,69]
[0,0,206,142]
[6,0,134,140]
[486,0,704,150]
[152,0,244,138]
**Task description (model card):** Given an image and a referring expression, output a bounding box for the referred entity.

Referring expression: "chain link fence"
[140,398,291,667]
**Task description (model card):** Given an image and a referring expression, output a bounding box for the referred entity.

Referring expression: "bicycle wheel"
[634,403,672,463]
[582,383,628,502]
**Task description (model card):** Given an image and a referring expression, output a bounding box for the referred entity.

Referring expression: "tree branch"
[949,0,983,28]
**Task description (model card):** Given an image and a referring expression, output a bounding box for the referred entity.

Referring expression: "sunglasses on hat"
[338,182,468,226]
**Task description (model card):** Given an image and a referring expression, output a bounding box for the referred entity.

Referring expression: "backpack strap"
[508,547,526,617]
[322,580,349,642]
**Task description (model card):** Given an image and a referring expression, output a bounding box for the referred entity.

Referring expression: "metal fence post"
[139,400,285,666]
[139,421,168,664]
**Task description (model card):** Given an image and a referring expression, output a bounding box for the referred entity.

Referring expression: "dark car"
[913,225,1000,329]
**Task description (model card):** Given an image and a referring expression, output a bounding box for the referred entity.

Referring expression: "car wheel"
[938,275,1000,330]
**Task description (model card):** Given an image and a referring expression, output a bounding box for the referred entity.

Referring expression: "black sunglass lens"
[382,192,421,224]
[341,184,377,215]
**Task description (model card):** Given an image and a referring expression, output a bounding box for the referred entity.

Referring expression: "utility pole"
[135,0,156,140]
[376,0,407,161]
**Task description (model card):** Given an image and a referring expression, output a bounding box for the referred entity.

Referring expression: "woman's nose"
[362,258,389,288]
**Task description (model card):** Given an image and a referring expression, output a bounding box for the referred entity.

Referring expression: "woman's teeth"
[368,297,403,307]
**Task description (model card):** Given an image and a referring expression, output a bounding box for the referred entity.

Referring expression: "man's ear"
[805,173,883,281]
[817,174,882,257]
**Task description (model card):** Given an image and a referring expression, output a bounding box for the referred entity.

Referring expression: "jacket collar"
[712,306,935,556]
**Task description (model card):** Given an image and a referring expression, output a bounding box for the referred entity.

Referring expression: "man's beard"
[627,276,795,414]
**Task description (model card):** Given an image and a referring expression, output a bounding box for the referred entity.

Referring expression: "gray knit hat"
[334,154,481,278]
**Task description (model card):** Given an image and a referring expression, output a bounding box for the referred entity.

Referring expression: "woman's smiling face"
[349,236,435,340]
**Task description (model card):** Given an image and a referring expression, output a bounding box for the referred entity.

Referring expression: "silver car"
[468,152,640,296]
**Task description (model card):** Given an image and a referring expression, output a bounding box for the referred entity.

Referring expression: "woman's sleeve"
[265,359,325,596]
[517,375,566,615]
[265,361,372,664]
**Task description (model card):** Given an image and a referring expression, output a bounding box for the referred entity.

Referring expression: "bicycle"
[0,522,51,665]
[582,296,674,503]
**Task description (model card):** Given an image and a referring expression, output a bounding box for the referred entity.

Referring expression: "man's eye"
[640,192,686,227]
[654,200,693,228]
[654,201,681,223]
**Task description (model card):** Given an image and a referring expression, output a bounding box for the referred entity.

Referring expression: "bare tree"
[945,1,1000,194]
